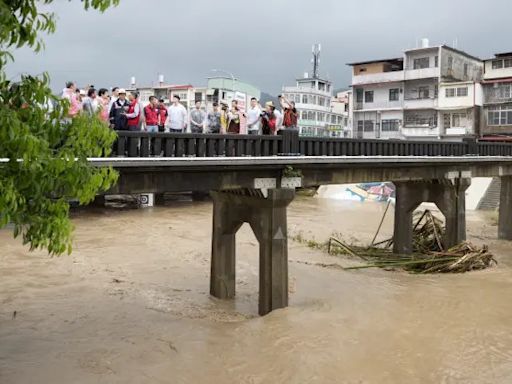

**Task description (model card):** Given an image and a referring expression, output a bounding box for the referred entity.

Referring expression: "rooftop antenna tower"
[312,43,321,79]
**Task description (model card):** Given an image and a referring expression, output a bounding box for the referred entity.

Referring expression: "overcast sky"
[6,0,512,94]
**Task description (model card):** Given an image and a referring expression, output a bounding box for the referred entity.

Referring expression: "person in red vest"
[157,98,168,132]
[126,91,141,131]
[279,95,298,131]
[144,96,159,133]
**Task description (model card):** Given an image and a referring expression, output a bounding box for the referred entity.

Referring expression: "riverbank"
[1,198,511,383]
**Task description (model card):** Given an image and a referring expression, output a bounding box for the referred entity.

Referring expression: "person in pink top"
[97,88,110,123]
[61,81,81,119]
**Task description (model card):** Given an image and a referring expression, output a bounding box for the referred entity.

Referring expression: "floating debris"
[293,209,497,274]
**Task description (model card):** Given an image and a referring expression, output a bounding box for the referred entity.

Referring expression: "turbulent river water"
[1,195,512,383]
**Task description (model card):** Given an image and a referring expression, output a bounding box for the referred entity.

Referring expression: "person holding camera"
[261,101,277,135]
[279,94,298,130]
[227,100,242,134]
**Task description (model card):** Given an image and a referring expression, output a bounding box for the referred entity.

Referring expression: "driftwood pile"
[326,208,497,274]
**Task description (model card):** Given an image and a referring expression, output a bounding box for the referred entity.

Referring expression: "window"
[358,67,367,73]
[448,56,453,70]
[318,97,325,107]
[356,89,364,103]
[195,92,203,102]
[506,59,512,68]
[302,94,308,104]
[446,88,456,97]
[492,60,504,69]
[295,94,300,103]
[364,91,374,103]
[443,113,451,128]
[363,120,374,132]
[452,113,465,127]
[434,56,439,67]
[404,112,437,127]
[464,64,468,77]
[381,120,400,131]
[389,88,400,101]
[434,85,439,98]
[488,105,512,126]
[413,57,430,69]
[307,111,314,120]
[497,84,512,99]
[419,86,430,99]
[301,111,307,120]
[457,87,468,97]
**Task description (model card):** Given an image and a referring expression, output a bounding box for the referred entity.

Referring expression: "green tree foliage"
[0,0,120,255]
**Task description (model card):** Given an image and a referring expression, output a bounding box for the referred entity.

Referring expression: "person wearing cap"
[167,95,187,133]
[261,101,277,135]
[109,88,130,130]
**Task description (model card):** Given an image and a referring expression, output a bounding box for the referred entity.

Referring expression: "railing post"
[278,129,300,156]
[462,138,478,156]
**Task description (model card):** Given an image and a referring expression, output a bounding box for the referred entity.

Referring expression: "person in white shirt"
[107,86,120,114]
[274,108,283,130]
[246,97,262,135]
[167,95,188,133]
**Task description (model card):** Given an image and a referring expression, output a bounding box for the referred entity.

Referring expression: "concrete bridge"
[90,131,512,315]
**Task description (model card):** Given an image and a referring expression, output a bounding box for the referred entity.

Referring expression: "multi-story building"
[331,91,352,137]
[281,45,346,137]
[481,52,512,138]
[349,40,483,140]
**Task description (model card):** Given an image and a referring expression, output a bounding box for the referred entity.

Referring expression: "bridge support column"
[499,176,512,240]
[210,189,295,316]
[393,178,470,254]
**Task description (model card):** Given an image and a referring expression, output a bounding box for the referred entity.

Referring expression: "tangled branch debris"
[294,209,497,274]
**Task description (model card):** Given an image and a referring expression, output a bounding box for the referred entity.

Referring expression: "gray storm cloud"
[6,0,512,94]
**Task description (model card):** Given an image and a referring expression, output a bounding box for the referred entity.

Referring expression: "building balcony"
[401,127,440,137]
[483,97,512,105]
[403,97,438,109]
[282,86,331,97]
[351,71,404,86]
[353,100,403,111]
[404,67,440,81]
[295,103,333,112]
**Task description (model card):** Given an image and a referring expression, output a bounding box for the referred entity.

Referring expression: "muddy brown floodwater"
[1,196,512,383]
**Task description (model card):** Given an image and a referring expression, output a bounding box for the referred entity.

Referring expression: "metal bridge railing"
[111,131,512,158]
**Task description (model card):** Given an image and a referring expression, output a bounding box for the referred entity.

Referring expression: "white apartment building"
[349,40,483,140]
[282,45,346,137]
[481,52,512,137]
[331,91,352,137]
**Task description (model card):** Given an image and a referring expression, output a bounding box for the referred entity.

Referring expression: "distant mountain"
[260,92,279,106]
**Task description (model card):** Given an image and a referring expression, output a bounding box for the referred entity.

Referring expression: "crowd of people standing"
[61,82,298,135]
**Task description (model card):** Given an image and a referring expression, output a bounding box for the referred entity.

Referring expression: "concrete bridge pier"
[210,188,295,316]
[499,176,512,240]
[393,178,471,254]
